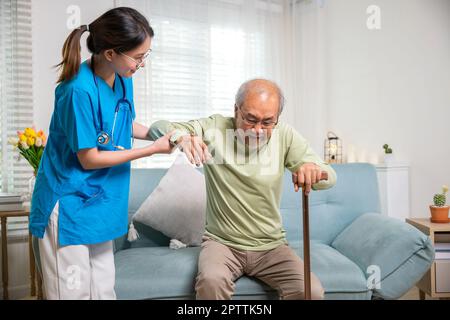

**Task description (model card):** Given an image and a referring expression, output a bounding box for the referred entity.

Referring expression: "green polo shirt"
[149,114,336,251]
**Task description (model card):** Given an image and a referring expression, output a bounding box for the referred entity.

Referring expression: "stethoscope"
[91,55,134,150]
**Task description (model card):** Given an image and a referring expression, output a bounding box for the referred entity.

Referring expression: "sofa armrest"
[331,213,434,299]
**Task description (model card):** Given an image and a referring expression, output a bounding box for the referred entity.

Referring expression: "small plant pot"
[430,205,450,223]
[384,154,395,164]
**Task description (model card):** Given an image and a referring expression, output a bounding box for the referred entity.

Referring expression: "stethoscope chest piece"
[97,131,110,145]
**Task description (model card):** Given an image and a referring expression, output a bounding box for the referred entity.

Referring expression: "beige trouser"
[195,237,324,300]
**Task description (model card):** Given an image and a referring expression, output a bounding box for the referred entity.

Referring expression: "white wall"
[32,0,115,131]
[321,0,450,218]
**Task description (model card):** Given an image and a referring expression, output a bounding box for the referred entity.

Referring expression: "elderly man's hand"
[292,163,326,195]
[177,134,212,166]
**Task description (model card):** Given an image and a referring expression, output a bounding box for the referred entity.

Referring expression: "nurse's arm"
[76,131,174,170]
[133,122,152,140]
[149,119,211,166]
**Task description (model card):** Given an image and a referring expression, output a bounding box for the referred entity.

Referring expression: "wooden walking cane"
[302,171,328,300]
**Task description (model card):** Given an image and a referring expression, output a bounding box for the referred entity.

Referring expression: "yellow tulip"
[27,137,35,146]
[19,134,27,142]
[24,128,37,138]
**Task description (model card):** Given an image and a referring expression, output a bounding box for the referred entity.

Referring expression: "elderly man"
[149,79,336,300]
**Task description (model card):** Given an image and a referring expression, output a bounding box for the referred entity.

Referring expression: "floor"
[399,286,434,300]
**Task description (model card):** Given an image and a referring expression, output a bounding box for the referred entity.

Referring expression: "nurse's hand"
[177,135,212,167]
[149,132,175,155]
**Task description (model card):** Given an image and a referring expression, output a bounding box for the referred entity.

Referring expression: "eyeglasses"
[237,106,278,128]
[120,49,152,70]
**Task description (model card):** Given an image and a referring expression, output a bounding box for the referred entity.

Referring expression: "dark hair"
[56,7,154,83]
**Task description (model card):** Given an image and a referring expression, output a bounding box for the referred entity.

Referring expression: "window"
[0,0,33,231]
[0,0,34,194]
[124,0,279,168]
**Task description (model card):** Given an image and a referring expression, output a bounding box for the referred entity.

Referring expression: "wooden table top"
[0,210,30,218]
[406,217,450,232]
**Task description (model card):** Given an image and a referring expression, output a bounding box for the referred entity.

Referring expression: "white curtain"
[116,0,327,166]
[0,0,34,193]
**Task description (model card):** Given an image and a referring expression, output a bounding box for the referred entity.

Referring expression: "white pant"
[38,202,116,300]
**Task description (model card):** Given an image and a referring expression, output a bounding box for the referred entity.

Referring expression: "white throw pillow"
[130,154,206,246]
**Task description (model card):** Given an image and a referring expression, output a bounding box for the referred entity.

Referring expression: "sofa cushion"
[131,154,206,246]
[331,212,434,299]
[291,242,369,295]
[114,242,369,300]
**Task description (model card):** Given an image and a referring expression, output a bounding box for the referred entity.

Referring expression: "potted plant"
[430,185,449,223]
[383,144,394,164]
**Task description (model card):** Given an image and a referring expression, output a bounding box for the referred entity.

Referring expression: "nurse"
[30,7,174,299]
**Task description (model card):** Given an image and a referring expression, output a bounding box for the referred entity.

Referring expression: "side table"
[0,210,43,300]
[406,218,450,299]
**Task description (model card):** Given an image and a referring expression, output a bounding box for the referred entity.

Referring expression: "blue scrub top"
[30,61,136,246]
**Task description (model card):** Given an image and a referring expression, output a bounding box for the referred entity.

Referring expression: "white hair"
[235,79,285,115]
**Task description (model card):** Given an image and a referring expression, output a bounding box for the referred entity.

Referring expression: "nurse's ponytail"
[56,25,88,83]
[56,7,154,83]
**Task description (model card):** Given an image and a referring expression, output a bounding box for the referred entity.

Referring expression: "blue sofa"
[113,163,434,300]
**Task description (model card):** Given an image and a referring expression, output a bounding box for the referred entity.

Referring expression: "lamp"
[324,131,343,163]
